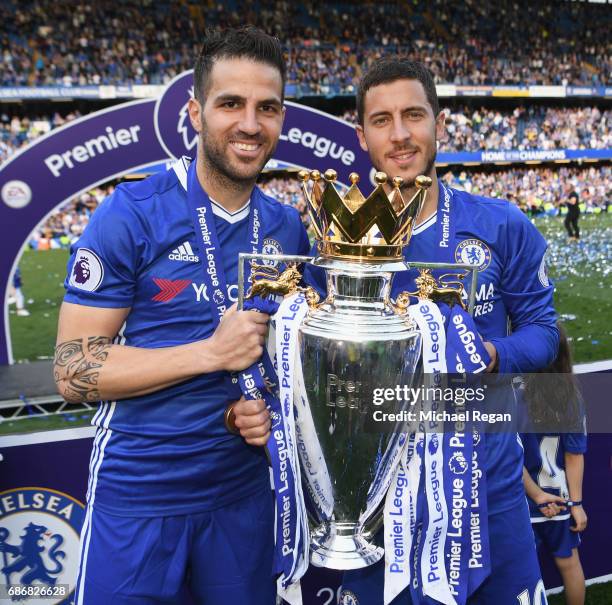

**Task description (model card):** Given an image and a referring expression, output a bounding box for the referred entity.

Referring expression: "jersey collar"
[413,212,437,235]
[173,156,250,224]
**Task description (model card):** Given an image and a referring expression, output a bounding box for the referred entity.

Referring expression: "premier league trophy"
[240,169,433,571]
[293,169,428,569]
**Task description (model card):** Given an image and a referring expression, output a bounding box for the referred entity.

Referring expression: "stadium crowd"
[440,166,610,215]
[0,0,608,88]
[444,106,611,152]
[27,166,609,250]
[0,111,80,163]
[2,0,609,251]
[29,186,112,250]
[340,106,612,152]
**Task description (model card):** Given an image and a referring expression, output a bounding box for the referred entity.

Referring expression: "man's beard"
[200,123,274,189]
[397,145,437,191]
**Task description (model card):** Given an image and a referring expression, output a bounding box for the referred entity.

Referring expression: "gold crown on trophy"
[298,169,432,261]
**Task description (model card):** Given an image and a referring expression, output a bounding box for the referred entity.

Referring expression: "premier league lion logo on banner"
[154,70,197,161]
[0,488,85,604]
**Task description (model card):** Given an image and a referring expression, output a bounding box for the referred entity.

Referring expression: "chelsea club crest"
[261,238,283,267]
[0,488,85,604]
[454,239,492,271]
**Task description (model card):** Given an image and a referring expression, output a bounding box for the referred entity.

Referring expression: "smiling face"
[188,57,285,186]
[356,78,445,188]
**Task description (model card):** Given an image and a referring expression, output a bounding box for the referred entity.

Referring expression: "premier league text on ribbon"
[195,205,227,312]
[276,294,306,557]
[387,464,409,574]
[272,423,293,557]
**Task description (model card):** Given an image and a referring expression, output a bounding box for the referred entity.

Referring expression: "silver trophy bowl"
[297,258,421,569]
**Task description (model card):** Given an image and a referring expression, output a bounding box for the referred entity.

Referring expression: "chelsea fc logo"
[0,488,85,604]
[455,239,491,271]
[261,238,283,267]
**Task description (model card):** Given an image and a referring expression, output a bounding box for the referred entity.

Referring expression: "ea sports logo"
[0,488,85,605]
[2,179,32,209]
[154,70,198,161]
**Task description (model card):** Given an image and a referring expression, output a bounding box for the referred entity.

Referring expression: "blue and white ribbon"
[384,432,418,604]
[382,297,491,605]
[409,301,455,605]
[273,293,310,585]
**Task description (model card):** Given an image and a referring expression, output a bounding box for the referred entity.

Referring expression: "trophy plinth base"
[310,522,383,570]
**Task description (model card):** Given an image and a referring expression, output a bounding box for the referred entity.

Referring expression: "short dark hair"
[194,26,286,103]
[356,58,439,125]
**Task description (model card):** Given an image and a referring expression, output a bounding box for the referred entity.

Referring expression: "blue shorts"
[340,500,547,605]
[74,488,276,605]
[12,269,22,289]
[533,518,581,559]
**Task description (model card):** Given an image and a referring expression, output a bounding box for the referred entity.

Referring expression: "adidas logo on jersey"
[169,241,199,262]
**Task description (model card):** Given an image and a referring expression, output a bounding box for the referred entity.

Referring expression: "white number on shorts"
[316,586,343,605]
[517,579,548,605]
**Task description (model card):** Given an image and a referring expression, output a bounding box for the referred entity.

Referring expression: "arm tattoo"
[54,336,112,402]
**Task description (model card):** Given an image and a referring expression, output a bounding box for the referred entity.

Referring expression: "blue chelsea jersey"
[63,157,310,516]
[394,184,558,371]
[395,185,559,515]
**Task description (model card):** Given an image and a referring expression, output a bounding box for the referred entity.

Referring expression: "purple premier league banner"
[0,69,373,366]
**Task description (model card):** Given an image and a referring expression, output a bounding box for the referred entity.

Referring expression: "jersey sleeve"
[488,204,559,373]
[562,432,587,454]
[561,401,587,454]
[64,187,142,308]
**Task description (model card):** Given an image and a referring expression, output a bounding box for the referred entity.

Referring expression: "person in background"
[7,267,29,317]
[564,191,581,241]
[520,325,587,605]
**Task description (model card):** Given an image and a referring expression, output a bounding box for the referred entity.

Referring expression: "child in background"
[520,325,587,605]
